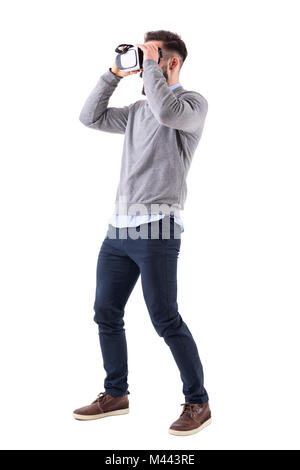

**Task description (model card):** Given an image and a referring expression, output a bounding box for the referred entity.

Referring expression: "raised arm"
[142,59,208,134]
[79,68,133,134]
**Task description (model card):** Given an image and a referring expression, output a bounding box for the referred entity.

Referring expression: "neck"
[167,77,180,86]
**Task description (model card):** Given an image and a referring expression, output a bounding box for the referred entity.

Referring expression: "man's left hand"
[136,43,160,63]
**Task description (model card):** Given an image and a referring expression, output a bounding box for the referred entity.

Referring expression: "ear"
[169,57,178,70]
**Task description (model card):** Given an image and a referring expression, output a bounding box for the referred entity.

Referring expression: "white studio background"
[0,0,299,450]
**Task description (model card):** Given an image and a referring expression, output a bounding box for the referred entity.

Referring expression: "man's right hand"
[111,45,143,77]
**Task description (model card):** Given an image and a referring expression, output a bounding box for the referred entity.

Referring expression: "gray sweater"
[79,58,208,217]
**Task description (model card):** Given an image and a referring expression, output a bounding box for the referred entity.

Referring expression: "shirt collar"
[168,83,181,90]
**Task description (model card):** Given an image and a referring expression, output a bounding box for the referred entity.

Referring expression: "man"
[73,30,211,436]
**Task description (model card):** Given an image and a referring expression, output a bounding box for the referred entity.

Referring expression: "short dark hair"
[144,30,187,70]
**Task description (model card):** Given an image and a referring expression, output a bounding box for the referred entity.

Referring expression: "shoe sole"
[168,417,212,436]
[72,408,129,421]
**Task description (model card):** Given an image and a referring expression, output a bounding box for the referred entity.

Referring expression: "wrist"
[110,67,123,78]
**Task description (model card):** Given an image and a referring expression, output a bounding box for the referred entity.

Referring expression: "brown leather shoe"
[72,391,130,421]
[169,401,212,436]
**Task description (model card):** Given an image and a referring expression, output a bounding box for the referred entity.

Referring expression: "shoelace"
[180,402,199,418]
[91,392,109,412]
[94,390,130,404]
[96,392,108,402]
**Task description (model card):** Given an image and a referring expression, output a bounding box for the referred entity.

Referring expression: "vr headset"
[115,44,163,72]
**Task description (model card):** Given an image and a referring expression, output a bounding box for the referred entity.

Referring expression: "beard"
[140,66,168,96]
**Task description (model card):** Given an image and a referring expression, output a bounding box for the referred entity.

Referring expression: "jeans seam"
[164,239,170,320]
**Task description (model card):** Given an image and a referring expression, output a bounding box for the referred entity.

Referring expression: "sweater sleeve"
[79,68,133,134]
[142,59,208,133]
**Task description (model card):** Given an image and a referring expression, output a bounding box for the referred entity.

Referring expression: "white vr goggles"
[115,44,163,72]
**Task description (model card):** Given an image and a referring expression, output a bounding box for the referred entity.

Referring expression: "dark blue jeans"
[93,216,209,404]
